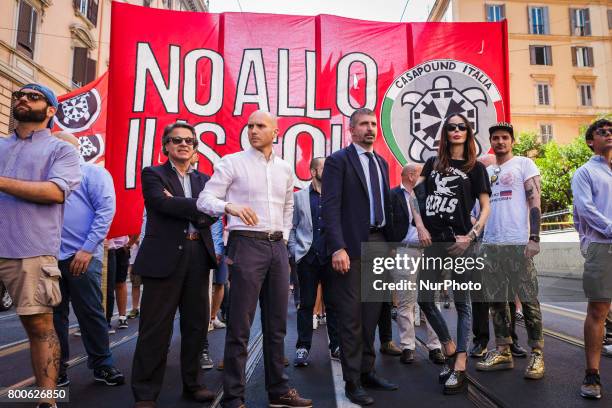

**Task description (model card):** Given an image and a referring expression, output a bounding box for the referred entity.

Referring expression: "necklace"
[490,166,501,184]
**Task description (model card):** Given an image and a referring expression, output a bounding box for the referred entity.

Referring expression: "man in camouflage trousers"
[475,123,545,379]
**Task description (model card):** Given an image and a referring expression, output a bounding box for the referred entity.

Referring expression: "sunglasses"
[168,137,196,146]
[445,123,468,132]
[594,128,612,137]
[12,91,49,103]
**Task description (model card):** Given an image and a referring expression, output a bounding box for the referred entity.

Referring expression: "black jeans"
[295,258,338,351]
[106,247,129,322]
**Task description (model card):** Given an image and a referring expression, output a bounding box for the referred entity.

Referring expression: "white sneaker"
[212,317,226,329]
[603,344,612,357]
[312,315,319,330]
[208,321,214,332]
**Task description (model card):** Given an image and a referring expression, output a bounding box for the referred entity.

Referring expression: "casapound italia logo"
[381,59,502,164]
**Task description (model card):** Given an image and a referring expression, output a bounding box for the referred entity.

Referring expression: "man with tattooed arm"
[475,122,545,380]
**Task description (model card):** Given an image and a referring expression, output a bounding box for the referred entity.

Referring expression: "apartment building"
[0,0,207,135]
[425,0,612,144]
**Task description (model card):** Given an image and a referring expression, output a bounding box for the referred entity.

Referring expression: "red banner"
[106,3,510,237]
[53,72,108,165]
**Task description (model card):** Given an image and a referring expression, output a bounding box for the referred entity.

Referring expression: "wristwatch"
[529,235,540,243]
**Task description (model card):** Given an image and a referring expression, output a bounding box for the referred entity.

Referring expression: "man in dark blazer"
[131,122,218,408]
[322,108,398,406]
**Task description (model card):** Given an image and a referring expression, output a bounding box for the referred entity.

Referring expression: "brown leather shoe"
[183,386,215,402]
[134,401,156,408]
[380,341,402,356]
[269,388,312,407]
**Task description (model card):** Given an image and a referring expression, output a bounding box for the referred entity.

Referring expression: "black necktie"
[365,152,384,226]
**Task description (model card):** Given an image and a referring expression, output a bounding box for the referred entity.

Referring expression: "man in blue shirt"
[52,132,125,387]
[0,84,81,408]
[572,118,612,400]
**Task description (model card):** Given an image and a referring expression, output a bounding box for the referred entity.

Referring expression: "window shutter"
[569,8,577,36]
[529,45,536,65]
[608,10,612,30]
[485,4,491,22]
[17,1,33,57]
[30,8,37,52]
[500,5,506,20]
[528,6,534,34]
[543,7,550,34]
[583,9,591,36]
[72,47,88,86]
[587,47,594,67]
[88,1,99,26]
[571,47,577,66]
[545,46,552,65]
[85,58,97,84]
[73,0,80,10]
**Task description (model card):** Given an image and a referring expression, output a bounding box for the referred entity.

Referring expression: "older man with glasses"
[131,122,219,408]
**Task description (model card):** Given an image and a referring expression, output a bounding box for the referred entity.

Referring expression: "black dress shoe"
[510,342,528,358]
[183,386,215,402]
[400,349,415,364]
[429,348,445,365]
[360,372,398,391]
[345,382,374,406]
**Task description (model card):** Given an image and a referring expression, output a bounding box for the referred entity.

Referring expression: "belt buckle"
[267,232,274,241]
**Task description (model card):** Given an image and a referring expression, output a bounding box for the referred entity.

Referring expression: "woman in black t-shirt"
[414,113,491,394]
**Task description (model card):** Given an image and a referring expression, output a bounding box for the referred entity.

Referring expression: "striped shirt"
[0,129,81,258]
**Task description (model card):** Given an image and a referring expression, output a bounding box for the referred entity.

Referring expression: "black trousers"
[378,302,393,344]
[295,257,339,351]
[328,231,385,384]
[131,240,211,402]
[106,247,130,322]
[472,301,519,346]
[222,235,290,408]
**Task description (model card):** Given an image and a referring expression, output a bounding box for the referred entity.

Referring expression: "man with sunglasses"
[131,122,218,408]
[572,119,612,400]
[476,122,545,380]
[0,84,81,408]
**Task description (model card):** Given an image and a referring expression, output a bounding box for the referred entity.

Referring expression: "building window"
[536,83,551,105]
[578,84,593,107]
[73,0,98,26]
[144,0,152,7]
[16,1,37,59]
[540,124,553,143]
[72,47,97,87]
[486,4,505,22]
[529,45,553,66]
[570,8,591,36]
[572,47,594,67]
[528,6,549,34]
[608,10,612,29]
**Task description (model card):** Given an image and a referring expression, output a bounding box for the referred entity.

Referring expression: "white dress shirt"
[353,143,386,227]
[197,147,294,240]
[401,185,419,245]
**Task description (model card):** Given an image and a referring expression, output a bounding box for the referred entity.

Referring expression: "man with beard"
[322,108,397,405]
[0,84,81,408]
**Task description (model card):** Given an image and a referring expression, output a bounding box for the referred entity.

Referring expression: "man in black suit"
[131,122,218,408]
[322,108,398,406]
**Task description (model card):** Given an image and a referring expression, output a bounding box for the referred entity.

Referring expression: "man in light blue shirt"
[52,133,125,388]
[572,118,612,400]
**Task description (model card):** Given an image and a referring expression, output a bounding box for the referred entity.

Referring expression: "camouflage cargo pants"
[480,244,544,350]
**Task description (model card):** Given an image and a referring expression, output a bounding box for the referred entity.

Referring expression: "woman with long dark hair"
[413,113,491,394]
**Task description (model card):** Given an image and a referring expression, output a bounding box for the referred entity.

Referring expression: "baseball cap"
[488,121,514,138]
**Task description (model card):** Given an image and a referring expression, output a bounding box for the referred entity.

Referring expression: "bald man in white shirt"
[197,111,311,408]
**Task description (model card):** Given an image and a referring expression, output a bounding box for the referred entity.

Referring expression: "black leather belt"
[231,230,284,242]
[186,232,201,241]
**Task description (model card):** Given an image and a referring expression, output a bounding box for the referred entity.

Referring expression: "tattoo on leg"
[36,330,60,382]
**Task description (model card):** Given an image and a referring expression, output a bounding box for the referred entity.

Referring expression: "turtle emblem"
[402,76,487,161]
[380,59,504,164]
